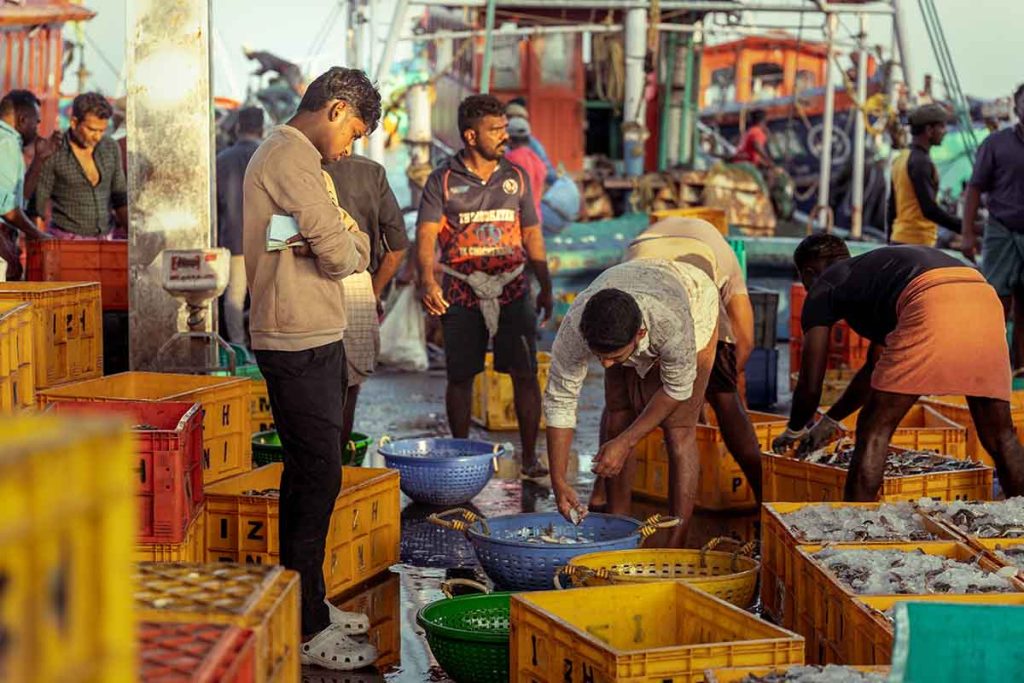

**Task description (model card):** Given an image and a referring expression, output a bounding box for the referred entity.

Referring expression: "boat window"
[538,33,574,87]
[751,62,784,100]
[705,66,736,106]
[492,36,522,90]
[795,69,817,92]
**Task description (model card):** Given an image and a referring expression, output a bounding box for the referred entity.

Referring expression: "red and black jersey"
[417,153,539,308]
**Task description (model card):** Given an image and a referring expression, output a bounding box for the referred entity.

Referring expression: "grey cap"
[507,116,531,139]
[908,103,952,126]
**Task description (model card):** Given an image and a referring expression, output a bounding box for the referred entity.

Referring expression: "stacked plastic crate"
[789,283,870,398]
[746,286,781,408]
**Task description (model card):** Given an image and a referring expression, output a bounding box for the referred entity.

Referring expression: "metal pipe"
[658,32,678,170]
[816,12,837,217]
[850,13,868,239]
[623,6,648,177]
[679,33,695,166]
[404,23,625,42]
[411,0,895,13]
[479,0,498,93]
[338,0,351,66]
[891,0,915,101]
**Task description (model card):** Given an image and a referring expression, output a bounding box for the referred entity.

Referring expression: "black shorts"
[441,295,538,382]
[706,341,739,395]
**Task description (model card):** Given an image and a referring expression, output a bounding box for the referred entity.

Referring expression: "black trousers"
[255,340,347,636]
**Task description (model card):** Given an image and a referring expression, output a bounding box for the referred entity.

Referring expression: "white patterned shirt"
[544,258,719,429]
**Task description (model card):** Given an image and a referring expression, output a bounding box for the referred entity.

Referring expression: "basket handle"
[635,514,681,539]
[441,578,490,598]
[700,536,758,571]
[554,564,612,590]
[427,508,491,535]
[378,434,392,448]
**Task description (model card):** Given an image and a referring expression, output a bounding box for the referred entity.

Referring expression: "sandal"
[326,601,370,635]
[300,623,377,671]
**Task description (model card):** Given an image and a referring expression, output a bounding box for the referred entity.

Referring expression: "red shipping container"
[139,622,256,683]
[47,399,204,543]
[26,239,128,311]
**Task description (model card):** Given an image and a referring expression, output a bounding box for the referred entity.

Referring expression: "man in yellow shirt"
[888,104,961,246]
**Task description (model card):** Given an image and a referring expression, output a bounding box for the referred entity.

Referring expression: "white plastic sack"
[377,284,428,372]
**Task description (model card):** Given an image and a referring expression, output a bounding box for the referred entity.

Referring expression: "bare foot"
[521,462,549,479]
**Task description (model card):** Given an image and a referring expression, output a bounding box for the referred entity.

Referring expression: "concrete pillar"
[406,83,432,206]
[125,0,214,370]
[623,7,647,177]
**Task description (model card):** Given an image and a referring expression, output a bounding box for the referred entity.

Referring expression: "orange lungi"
[871,267,1011,401]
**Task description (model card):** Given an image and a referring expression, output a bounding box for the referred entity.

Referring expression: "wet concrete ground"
[305,347,793,682]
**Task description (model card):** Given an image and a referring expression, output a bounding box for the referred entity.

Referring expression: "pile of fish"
[922,497,1024,537]
[993,546,1024,570]
[781,503,936,543]
[241,488,281,499]
[804,445,981,476]
[812,547,1016,594]
[509,523,594,545]
[739,665,888,683]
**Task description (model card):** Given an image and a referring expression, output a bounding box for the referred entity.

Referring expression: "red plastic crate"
[47,399,204,543]
[26,238,128,311]
[790,283,869,369]
[138,622,256,683]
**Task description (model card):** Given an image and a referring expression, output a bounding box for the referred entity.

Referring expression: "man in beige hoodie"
[243,67,379,670]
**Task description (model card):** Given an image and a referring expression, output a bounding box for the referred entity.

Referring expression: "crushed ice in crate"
[803,446,981,475]
[929,497,1024,538]
[781,503,934,543]
[509,523,595,545]
[994,546,1024,570]
[740,664,888,683]
[812,548,1014,594]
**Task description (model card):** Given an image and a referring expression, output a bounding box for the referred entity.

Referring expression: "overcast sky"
[73,0,1023,102]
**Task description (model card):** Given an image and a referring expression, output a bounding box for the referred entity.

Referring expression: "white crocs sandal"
[300,624,378,671]
[326,600,370,635]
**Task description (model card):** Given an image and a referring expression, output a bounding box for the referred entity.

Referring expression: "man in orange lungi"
[772,233,1024,501]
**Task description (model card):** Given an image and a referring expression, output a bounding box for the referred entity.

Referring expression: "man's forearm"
[824,361,873,422]
[962,186,982,236]
[416,228,438,285]
[789,378,824,432]
[4,210,45,239]
[546,426,576,488]
[522,226,552,292]
[619,388,682,447]
[24,160,45,200]
[372,249,405,298]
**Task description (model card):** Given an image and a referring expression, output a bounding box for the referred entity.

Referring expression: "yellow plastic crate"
[0,301,34,412]
[37,371,252,484]
[135,504,207,562]
[836,403,967,459]
[510,581,804,682]
[471,351,550,430]
[0,281,103,390]
[337,572,400,671]
[922,392,1024,466]
[794,541,1021,665]
[761,448,993,504]
[650,206,728,235]
[134,563,300,683]
[251,378,274,433]
[205,465,400,600]
[847,593,1024,665]
[705,665,889,682]
[759,502,958,630]
[0,414,136,683]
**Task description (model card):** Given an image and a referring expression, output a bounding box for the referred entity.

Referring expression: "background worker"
[243,67,379,670]
[733,109,773,169]
[887,104,962,246]
[417,94,553,479]
[323,152,409,448]
[216,106,264,346]
[504,98,556,184]
[504,116,546,222]
[962,84,1024,369]
[546,257,720,547]
[773,234,1024,502]
[589,216,763,511]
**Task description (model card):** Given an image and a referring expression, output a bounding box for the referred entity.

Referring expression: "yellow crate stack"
[134,562,300,683]
[0,413,136,683]
[205,465,400,600]
[0,282,103,391]
[36,371,253,484]
[471,351,550,430]
[135,510,207,562]
[0,301,34,412]
[923,392,1024,466]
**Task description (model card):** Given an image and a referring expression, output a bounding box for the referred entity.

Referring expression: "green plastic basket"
[251,430,372,468]
[415,592,510,683]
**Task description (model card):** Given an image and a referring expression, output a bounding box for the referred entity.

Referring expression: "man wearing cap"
[505,98,556,184]
[887,104,961,246]
[504,117,546,222]
[962,84,1024,369]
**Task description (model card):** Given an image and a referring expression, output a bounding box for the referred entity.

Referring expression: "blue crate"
[745,347,778,409]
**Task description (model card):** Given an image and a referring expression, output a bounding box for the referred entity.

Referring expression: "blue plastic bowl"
[379,437,503,506]
[463,512,649,591]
